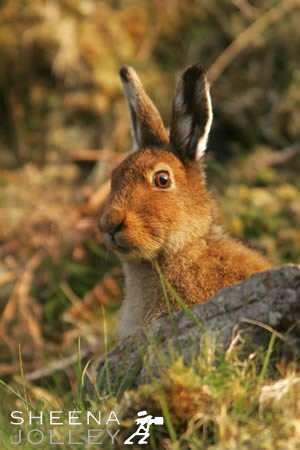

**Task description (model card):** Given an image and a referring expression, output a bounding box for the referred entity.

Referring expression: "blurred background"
[0,0,299,396]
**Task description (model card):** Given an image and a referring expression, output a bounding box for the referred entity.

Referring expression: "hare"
[100,64,271,338]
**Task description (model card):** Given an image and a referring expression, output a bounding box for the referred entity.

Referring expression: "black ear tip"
[119,65,129,81]
[183,64,207,82]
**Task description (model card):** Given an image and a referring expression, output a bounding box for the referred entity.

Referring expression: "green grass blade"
[258,332,276,385]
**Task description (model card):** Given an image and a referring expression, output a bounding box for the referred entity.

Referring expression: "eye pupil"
[160,175,168,185]
[154,170,172,189]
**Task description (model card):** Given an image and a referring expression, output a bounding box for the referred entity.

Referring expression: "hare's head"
[100,64,214,260]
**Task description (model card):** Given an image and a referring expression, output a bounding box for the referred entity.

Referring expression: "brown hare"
[100,64,271,338]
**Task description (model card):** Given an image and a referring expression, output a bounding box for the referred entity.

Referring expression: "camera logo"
[124,410,164,445]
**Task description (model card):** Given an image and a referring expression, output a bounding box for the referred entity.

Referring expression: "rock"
[88,265,300,398]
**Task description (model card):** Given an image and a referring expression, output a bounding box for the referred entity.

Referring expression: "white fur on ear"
[195,77,213,160]
[170,64,213,162]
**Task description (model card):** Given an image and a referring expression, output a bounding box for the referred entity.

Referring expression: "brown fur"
[100,65,271,338]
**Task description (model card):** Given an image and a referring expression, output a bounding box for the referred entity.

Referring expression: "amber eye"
[153,170,172,189]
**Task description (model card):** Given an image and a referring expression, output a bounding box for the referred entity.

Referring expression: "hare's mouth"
[104,231,137,254]
[114,242,142,257]
[114,242,134,254]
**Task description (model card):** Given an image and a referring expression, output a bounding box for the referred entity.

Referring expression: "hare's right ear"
[119,65,168,151]
[170,64,213,162]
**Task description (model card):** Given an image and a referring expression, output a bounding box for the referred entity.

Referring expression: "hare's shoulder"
[205,236,270,273]
[161,235,270,306]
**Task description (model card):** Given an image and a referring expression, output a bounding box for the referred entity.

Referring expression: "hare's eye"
[153,171,172,189]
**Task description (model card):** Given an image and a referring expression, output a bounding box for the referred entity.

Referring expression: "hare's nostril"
[105,218,125,240]
[113,219,125,234]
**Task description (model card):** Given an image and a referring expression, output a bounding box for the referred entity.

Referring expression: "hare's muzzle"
[100,211,131,253]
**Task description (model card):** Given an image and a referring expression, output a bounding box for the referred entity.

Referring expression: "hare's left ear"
[170,64,213,161]
[120,65,168,151]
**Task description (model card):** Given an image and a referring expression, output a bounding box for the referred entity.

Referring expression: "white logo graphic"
[124,410,164,445]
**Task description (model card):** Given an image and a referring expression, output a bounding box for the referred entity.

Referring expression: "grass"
[0,333,299,449]
[1,269,299,449]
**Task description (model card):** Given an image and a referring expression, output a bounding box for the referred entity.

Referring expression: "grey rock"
[89,265,300,398]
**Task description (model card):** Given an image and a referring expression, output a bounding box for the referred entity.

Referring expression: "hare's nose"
[102,217,125,240]
[109,220,125,239]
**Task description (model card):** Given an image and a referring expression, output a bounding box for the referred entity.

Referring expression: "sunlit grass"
[2,333,299,449]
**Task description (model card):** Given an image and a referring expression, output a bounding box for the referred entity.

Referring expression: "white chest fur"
[119,260,162,338]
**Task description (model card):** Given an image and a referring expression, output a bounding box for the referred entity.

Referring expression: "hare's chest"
[119,261,163,338]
